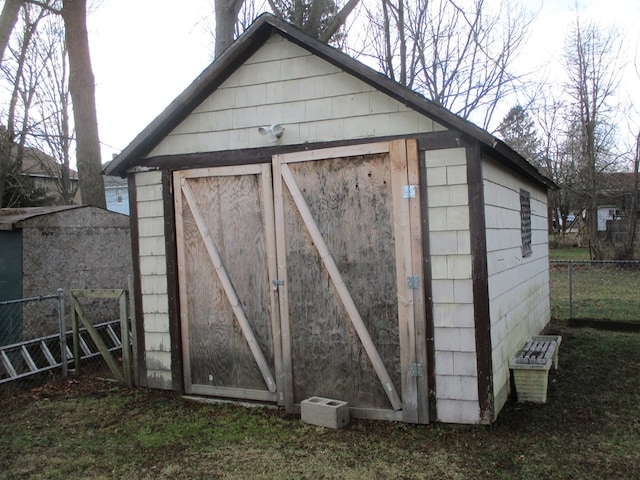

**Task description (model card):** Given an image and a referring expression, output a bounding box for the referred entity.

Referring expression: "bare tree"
[563,17,622,259]
[31,7,75,204]
[360,0,535,130]
[0,2,48,206]
[0,0,105,207]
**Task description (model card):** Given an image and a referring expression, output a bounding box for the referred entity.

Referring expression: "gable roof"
[105,13,554,189]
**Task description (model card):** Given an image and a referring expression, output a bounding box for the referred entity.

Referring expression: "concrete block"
[301,397,350,429]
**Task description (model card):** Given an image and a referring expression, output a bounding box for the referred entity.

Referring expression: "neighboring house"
[20,147,79,205]
[104,173,130,215]
[105,14,555,425]
[0,205,132,344]
[597,205,620,232]
[593,172,638,232]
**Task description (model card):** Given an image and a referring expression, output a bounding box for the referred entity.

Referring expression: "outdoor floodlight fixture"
[258,124,285,142]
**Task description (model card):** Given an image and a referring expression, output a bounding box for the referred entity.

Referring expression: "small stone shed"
[105,14,554,424]
[0,205,132,340]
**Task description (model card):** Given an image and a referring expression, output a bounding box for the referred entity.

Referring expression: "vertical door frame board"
[261,163,285,404]
[406,139,429,424]
[389,140,419,423]
[173,171,193,393]
[272,155,294,411]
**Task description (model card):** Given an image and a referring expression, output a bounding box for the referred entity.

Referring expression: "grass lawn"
[550,262,640,322]
[1,323,639,479]
[548,246,591,261]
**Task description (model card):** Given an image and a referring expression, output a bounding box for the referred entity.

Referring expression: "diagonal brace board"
[280,164,402,411]
[181,181,277,393]
[71,294,126,385]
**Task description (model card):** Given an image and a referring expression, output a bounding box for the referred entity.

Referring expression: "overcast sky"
[87,0,640,164]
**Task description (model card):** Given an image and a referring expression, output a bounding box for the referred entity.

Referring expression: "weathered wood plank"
[406,138,429,423]
[272,154,294,411]
[187,385,279,403]
[70,289,125,300]
[178,164,263,179]
[119,290,132,387]
[279,142,391,164]
[261,164,285,405]
[173,172,193,389]
[71,296,125,384]
[390,139,418,423]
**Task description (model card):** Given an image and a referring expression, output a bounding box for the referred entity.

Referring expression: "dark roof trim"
[105,14,555,190]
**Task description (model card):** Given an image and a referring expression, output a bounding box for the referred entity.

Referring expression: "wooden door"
[273,140,428,423]
[174,165,282,403]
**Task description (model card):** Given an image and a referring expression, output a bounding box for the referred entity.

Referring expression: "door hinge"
[272,279,284,291]
[410,363,423,377]
[407,275,420,289]
[402,185,417,199]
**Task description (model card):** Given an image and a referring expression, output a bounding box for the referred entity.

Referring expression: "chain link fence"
[0,291,67,391]
[0,289,131,394]
[550,260,640,324]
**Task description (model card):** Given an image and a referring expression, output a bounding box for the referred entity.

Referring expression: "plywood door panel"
[274,140,426,421]
[174,166,279,402]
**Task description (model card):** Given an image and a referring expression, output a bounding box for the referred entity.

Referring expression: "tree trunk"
[319,0,360,43]
[0,0,22,66]
[214,0,244,58]
[62,0,105,208]
[626,132,640,256]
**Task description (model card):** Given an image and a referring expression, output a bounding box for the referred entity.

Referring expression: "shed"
[105,14,554,424]
[0,205,132,341]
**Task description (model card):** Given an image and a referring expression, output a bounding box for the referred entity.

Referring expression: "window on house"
[34,178,45,190]
[520,189,532,257]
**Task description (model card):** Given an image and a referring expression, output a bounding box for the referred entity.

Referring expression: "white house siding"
[482,157,550,417]
[135,171,172,389]
[425,147,480,424]
[148,33,443,157]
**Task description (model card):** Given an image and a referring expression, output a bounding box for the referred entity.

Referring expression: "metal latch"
[272,279,284,291]
[402,185,417,199]
[407,275,420,289]
[410,363,423,377]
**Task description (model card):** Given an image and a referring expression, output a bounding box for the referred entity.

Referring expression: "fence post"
[119,290,132,388]
[57,289,67,378]
[71,295,80,377]
[128,274,139,386]
[568,261,573,319]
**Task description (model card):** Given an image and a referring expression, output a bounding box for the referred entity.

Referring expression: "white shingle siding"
[134,171,172,390]
[149,34,443,157]
[425,147,479,424]
[482,157,550,417]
